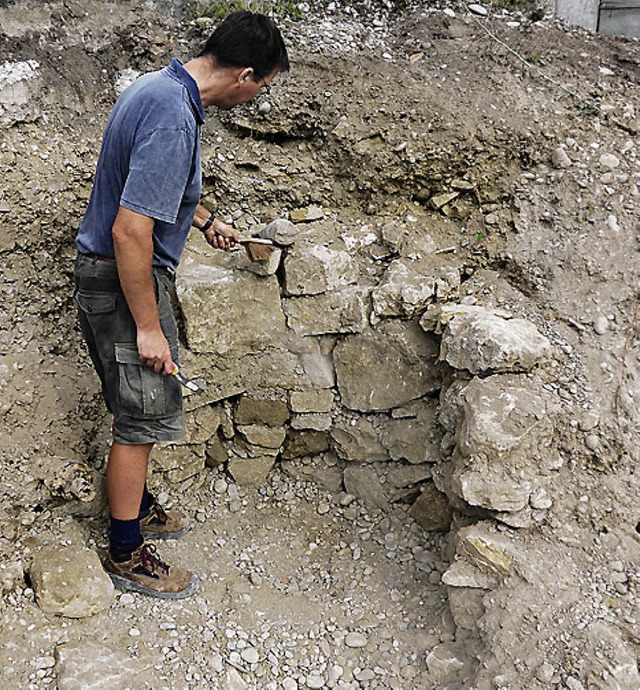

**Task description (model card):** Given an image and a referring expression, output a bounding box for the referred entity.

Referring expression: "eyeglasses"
[259,76,271,95]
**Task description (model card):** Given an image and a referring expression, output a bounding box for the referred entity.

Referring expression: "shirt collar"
[166,57,205,124]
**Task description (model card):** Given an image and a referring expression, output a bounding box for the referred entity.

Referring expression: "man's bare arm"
[112,205,175,374]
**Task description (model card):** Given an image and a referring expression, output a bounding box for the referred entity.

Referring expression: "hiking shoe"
[104,543,198,600]
[140,502,193,540]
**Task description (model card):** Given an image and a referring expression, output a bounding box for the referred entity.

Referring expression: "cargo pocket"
[75,291,117,316]
[114,343,182,419]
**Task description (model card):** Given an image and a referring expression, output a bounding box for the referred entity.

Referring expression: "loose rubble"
[0,0,638,688]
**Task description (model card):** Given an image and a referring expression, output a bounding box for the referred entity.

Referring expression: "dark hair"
[198,10,289,79]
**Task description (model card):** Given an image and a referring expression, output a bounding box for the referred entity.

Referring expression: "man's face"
[217,67,279,110]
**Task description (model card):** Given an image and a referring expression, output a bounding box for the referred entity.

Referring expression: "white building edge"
[556,0,640,36]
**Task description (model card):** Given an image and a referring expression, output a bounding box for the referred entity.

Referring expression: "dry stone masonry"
[1,0,638,688]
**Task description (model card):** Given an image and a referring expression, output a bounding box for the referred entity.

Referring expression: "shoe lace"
[138,543,170,576]
[150,503,169,525]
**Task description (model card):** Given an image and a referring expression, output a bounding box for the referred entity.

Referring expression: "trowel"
[171,367,206,394]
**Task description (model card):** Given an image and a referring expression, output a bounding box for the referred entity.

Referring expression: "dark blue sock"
[110,517,143,560]
[139,485,155,517]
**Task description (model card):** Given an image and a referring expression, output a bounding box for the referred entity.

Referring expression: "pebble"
[593,316,608,335]
[552,147,572,169]
[214,479,228,494]
[566,677,584,690]
[355,668,375,681]
[241,647,259,664]
[599,153,620,170]
[128,627,141,637]
[536,662,555,682]
[585,434,601,452]
[345,632,367,648]
[119,593,135,605]
[328,665,343,682]
[605,215,620,233]
[306,673,326,688]
[282,679,298,690]
[530,488,553,510]
[468,3,488,16]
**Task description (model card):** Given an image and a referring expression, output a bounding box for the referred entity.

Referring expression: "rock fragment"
[409,483,453,531]
[30,546,114,618]
[55,640,146,690]
[343,464,388,510]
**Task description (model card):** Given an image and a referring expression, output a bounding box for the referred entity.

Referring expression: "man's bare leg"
[107,441,152,520]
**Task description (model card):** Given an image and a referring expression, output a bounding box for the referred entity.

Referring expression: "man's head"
[197,10,289,108]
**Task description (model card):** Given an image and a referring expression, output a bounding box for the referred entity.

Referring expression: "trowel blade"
[171,368,206,394]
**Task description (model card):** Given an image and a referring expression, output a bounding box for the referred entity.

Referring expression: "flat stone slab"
[335,322,441,411]
[55,640,149,690]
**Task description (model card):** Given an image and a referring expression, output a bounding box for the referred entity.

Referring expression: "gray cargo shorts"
[74,252,185,445]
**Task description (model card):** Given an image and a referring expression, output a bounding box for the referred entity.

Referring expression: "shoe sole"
[141,517,194,541]
[109,572,199,600]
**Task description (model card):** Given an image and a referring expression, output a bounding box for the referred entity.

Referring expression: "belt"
[76,258,175,293]
[84,252,115,263]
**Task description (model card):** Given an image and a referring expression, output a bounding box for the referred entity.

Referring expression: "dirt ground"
[0,1,638,689]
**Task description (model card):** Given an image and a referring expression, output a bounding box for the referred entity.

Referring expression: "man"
[74,11,289,599]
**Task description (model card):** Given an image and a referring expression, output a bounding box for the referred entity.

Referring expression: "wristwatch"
[200,212,214,233]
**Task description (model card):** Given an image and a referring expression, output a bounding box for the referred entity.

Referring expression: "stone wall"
[154,209,563,539]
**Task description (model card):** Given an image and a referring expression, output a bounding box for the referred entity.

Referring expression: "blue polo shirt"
[76,58,204,271]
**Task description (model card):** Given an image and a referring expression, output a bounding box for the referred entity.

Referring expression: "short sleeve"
[120,127,194,223]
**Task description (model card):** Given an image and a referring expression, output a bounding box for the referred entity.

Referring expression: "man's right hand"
[205,218,239,251]
[137,327,175,374]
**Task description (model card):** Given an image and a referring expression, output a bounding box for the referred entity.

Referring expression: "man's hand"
[137,327,176,375]
[204,218,239,252]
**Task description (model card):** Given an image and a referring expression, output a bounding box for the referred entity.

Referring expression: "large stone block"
[442,375,556,459]
[176,253,286,356]
[439,307,553,374]
[235,397,290,427]
[335,321,441,411]
[177,404,221,446]
[409,483,453,531]
[0,60,41,126]
[343,464,389,511]
[283,288,368,335]
[372,256,460,319]
[439,375,560,514]
[55,640,151,690]
[283,243,357,295]
[289,389,334,413]
[281,430,330,459]
[228,455,276,487]
[237,424,286,449]
[152,445,205,483]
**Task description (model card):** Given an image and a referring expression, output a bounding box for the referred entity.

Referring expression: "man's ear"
[238,67,254,84]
